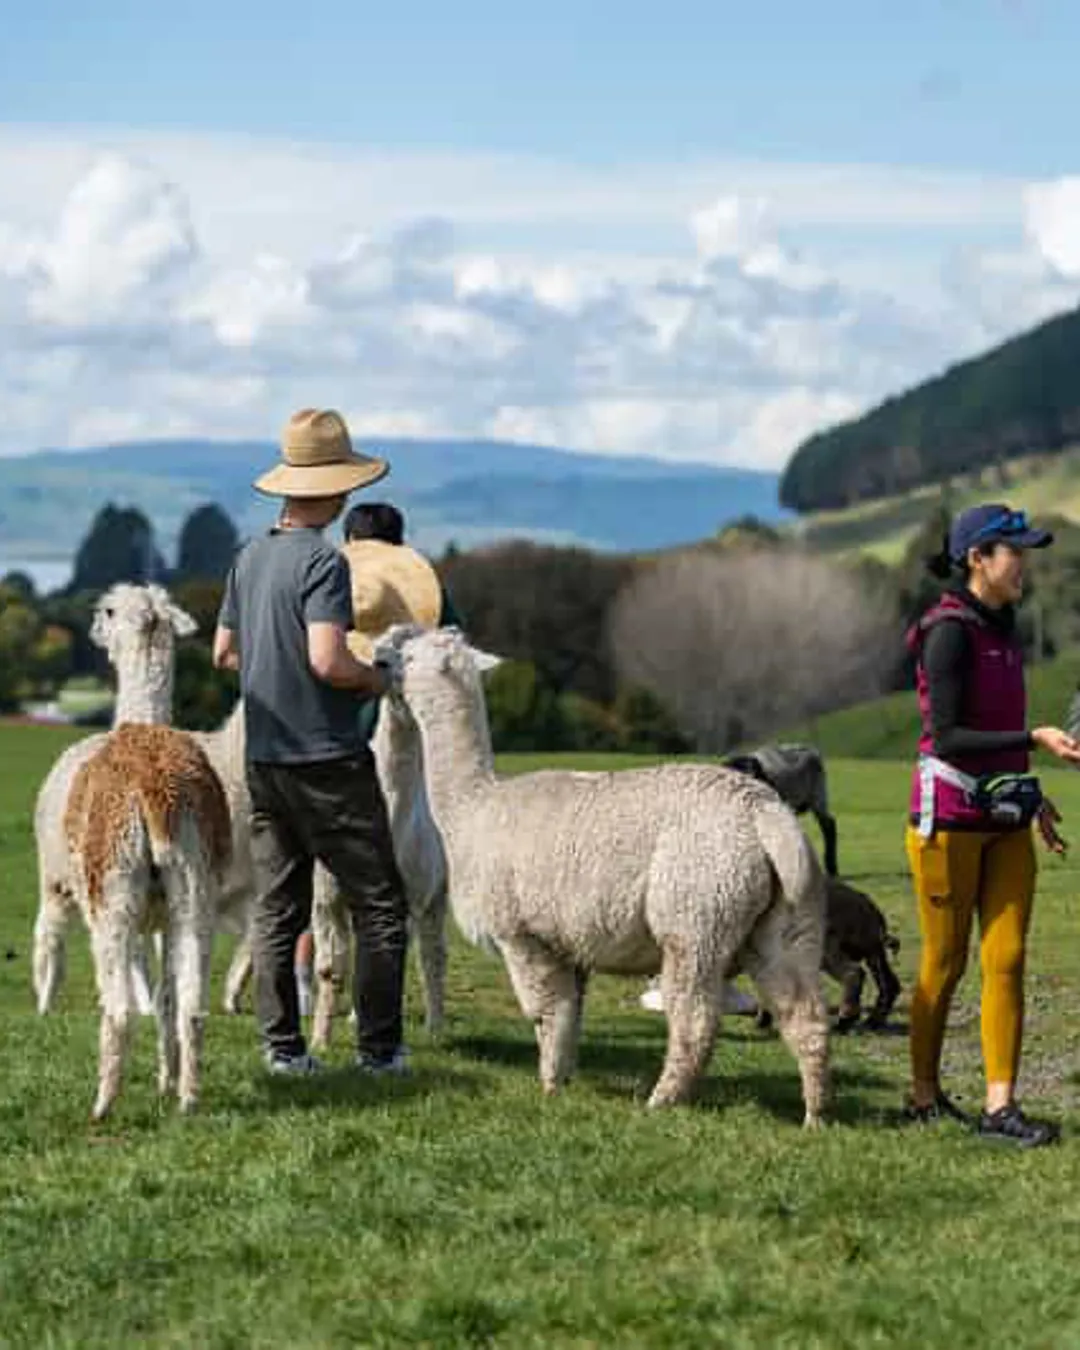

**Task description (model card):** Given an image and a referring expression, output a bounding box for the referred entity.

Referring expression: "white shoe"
[639,980,758,1016]
[639,980,664,1013]
[721,982,759,1016]
[265,1050,323,1076]
[356,1046,411,1077]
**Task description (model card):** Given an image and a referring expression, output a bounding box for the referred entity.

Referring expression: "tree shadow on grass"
[221,1062,488,1117]
[449,1027,898,1126]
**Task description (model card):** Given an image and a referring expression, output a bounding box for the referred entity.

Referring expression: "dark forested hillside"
[779,302,1080,513]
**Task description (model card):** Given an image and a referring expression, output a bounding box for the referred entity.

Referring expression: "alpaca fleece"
[65,724,232,912]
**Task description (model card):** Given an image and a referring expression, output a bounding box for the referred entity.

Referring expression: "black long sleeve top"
[922,590,1035,760]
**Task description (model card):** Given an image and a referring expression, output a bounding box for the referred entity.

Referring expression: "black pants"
[247,752,408,1060]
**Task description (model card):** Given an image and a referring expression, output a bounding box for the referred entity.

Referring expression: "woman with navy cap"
[906,503,1080,1146]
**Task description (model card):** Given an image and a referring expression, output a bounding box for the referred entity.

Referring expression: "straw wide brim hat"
[254,408,389,498]
[342,539,443,661]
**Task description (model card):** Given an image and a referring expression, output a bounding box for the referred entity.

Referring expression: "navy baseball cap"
[948,503,1053,562]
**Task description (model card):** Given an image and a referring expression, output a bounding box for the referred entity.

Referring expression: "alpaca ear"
[167,603,198,638]
[468,646,503,675]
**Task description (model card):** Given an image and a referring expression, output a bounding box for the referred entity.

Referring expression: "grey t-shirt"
[218,527,363,765]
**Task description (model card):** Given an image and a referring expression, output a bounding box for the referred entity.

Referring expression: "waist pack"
[972,772,1044,828]
[919,756,1043,835]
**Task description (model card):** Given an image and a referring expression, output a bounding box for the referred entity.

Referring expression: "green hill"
[783,646,1080,760]
[793,446,1080,564]
[779,301,1080,514]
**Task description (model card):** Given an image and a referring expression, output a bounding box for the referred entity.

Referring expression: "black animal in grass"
[756,876,902,1034]
[723,743,839,877]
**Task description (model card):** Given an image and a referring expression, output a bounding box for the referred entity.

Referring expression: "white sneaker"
[722,982,759,1016]
[639,980,758,1016]
[265,1050,322,1076]
[356,1046,411,1077]
[639,980,664,1013]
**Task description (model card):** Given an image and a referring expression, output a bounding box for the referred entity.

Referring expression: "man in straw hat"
[213,409,409,1076]
[292,499,461,1010]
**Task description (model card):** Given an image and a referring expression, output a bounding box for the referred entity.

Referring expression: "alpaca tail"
[752,795,825,914]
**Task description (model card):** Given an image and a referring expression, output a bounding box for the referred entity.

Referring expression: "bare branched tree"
[608,550,900,752]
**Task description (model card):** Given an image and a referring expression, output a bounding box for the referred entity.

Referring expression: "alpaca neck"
[112,642,175,725]
[412,682,495,836]
[373,703,424,822]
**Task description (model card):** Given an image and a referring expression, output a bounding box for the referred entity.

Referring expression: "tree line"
[7,496,1079,752]
[779,301,1080,513]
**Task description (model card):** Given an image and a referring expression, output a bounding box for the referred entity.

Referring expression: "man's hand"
[212,625,240,672]
[1037,797,1068,856]
[1032,726,1080,765]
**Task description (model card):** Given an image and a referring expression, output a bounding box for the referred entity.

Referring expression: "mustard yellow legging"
[906,825,1036,1087]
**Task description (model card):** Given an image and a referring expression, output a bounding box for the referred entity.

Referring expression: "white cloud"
[0,130,1068,474]
[1024,177,1080,277]
[28,154,197,327]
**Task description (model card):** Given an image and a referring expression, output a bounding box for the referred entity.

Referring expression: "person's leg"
[247,764,316,1062]
[294,929,314,1017]
[977,829,1035,1112]
[906,826,982,1109]
[302,754,408,1065]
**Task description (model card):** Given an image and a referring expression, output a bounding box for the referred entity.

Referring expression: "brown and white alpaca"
[64,723,231,1117]
[32,584,198,1015]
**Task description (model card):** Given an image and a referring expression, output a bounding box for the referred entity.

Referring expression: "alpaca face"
[90,585,197,664]
[374,626,502,715]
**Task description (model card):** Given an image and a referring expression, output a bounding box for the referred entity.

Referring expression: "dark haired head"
[343,501,405,545]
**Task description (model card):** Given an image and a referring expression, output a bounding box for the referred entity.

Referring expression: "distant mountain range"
[0,437,784,565]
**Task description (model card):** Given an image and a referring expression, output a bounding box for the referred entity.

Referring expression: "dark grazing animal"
[724,743,838,876]
[757,876,901,1034]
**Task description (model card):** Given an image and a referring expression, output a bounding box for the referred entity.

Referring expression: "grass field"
[5,724,1080,1347]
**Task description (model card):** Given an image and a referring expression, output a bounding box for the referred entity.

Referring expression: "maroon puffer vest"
[907,591,1028,830]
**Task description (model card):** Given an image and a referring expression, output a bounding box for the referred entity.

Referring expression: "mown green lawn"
[4,725,1080,1347]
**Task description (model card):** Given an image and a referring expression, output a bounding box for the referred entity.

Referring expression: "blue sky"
[1,1,1079,467]
[3,0,1072,171]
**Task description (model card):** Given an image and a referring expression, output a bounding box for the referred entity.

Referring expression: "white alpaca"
[191,702,258,1015]
[377,625,830,1122]
[64,722,231,1117]
[32,584,197,1014]
[309,688,448,1049]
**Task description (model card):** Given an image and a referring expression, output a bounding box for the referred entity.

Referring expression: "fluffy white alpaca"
[32,584,197,1014]
[377,625,830,1122]
[64,722,231,1117]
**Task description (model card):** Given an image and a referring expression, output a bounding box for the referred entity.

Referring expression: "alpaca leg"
[822,939,864,1032]
[132,935,156,1017]
[647,945,722,1109]
[414,894,448,1037]
[311,864,349,1052]
[32,886,70,1015]
[499,938,583,1093]
[88,897,139,1121]
[164,863,213,1115]
[223,931,253,1015]
[567,966,589,1076]
[863,947,901,1028]
[744,934,830,1127]
[816,811,839,878]
[155,929,179,1096]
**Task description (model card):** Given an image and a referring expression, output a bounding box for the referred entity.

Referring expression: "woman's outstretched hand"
[1037,798,1068,855]
[1032,726,1080,765]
